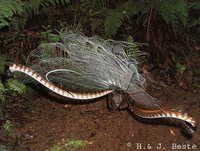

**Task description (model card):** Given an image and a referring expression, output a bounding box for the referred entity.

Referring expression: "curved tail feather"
[7,63,113,100]
[130,105,196,134]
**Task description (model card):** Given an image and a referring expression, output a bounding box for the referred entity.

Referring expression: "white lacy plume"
[26,31,160,108]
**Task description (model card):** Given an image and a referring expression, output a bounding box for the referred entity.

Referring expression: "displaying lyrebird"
[6,32,196,135]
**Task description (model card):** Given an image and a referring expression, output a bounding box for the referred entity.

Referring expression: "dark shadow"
[30,83,105,106]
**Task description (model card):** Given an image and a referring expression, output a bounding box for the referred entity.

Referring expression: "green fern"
[0,82,5,104]
[104,9,126,37]
[187,1,200,31]
[3,120,13,136]
[190,1,200,10]
[0,144,9,151]
[0,0,23,28]
[0,82,5,94]
[102,1,152,37]
[158,0,188,27]
[102,0,194,36]
[91,0,107,11]
[0,0,70,29]
[24,0,70,15]
[7,79,26,95]
[126,35,146,63]
[40,25,63,43]
[49,139,89,151]
[103,1,143,37]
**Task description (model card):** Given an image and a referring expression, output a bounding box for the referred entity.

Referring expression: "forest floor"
[0,78,199,151]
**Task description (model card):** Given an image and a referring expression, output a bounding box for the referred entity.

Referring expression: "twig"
[146,8,153,42]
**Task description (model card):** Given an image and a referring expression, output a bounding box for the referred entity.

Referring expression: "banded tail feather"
[130,105,196,134]
[7,63,113,100]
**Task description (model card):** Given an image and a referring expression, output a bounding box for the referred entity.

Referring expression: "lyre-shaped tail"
[7,63,113,100]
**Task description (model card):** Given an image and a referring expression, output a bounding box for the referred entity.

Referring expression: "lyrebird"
[5,32,196,136]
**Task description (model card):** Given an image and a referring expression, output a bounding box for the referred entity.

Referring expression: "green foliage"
[0,0,23,28]
[7,79,26,95]
[0,144,9,151]
[104,9,126,37]
[24,0,70,15]
[0,55,27,97]
[40,25,62,43]
[3,120,13,136]
[158,0,188,27]
[67,139,87,149]
[126,35,146,62]
[40,24,69,43]
[92,0,199,36]
[187,1,200,32]
[1,0,199,37]
[0,54,26,118]
[90,1,141,37]
[0,82,6,102]
[176,63,186,74]
[0,0,70,29]
[49,139,89,151]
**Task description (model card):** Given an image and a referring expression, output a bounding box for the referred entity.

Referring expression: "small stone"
[127,142,132,147]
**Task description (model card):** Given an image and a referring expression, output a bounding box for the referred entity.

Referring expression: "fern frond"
[104,9,125,37]
[24,0,70,15]
[187,1,200,30]
[0,82,5,103]
[189,1,200,10]
[54,0,70,5]
[91,0,107,11]
[158,0,188,27]
[126,35,146,63]
[0,0,23,28]
[188,17,200,30]
[10,0,70,29]
[0,82,5,94]
[7,79,26,94]
[26,0,42,14]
